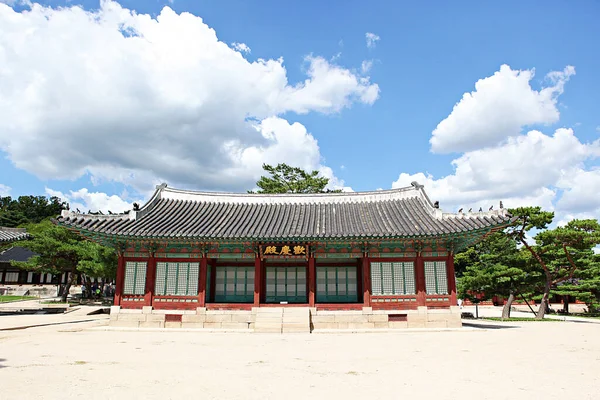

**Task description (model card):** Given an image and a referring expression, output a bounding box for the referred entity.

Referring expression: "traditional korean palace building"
[57,182,511,331]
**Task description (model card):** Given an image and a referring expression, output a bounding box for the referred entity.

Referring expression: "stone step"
[254,307,283,333]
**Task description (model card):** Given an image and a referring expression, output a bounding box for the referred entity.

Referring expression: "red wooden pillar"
[114,255,125,306]
[254,254,261,307]
[144,254,156,307]
[416,253,426,306]
[447,252,457,306]
[362,256,371,307]
[308,255,316,307]
[209,259,217,303]
[198,254,207,307]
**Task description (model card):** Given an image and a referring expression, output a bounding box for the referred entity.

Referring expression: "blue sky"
[0,0,599,223]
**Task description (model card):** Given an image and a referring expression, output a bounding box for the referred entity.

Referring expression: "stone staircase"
[254,307,311,333]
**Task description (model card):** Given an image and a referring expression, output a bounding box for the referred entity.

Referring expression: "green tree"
[533,219,600,316]
[456,231,533,318]
[508,208,600,319]
[0,195,66,227]
[250,163,342,194]
[12,221,117,302]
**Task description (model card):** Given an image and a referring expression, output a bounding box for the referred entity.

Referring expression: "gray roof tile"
[57,183,512,240]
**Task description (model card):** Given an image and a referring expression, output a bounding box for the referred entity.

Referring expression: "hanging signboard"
[259,244,308,258]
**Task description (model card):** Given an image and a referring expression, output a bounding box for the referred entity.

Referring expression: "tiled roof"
[0,246,37,263]
[56,182,512,241]
[0,227,29,243]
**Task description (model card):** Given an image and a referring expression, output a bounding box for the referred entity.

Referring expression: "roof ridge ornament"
[410,181,424,189]
[156,183,168,190]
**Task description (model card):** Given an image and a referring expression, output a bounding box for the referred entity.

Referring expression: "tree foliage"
[13,221,117,302]
[456,232,534,317]
[0,195,66,227]
[250,163,341,194]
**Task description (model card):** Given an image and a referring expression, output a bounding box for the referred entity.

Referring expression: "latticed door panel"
[214,266,253,302]
[124,262,147,295]
[265,266,307,303]
[424,261,448,295]
[316,266,359,303]
[154,262,199,296]
[370,262,416,295]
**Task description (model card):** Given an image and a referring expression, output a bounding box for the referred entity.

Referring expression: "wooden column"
[209,259,217,303]
[198,254,207,307]
[416,253,426,306]
[114,255,125,306]
[308,255,316,307]
[447,252,457,306]
[362,256,371,307]
[254,254,261,307]
[144,253,156,307]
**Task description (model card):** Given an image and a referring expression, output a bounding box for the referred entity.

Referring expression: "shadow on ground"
[462,321,519,330]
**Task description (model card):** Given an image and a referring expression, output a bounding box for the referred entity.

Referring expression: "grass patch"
[0,295,38,303]
[483,317,559,322]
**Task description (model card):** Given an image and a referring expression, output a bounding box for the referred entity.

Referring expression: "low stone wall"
[110,306,255,330]
[110,306,462,331]
[310,306,462,330]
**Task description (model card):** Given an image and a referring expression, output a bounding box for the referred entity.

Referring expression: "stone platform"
[109,306,461,332]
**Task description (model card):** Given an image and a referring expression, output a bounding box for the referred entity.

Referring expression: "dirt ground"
[0,318,599,400]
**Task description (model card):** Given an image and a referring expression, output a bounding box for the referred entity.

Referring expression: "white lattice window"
[370,262,416,295]
[155,262,199,296]
[5,272,19,283]
[424,261,448,295]
[123,262,147,295]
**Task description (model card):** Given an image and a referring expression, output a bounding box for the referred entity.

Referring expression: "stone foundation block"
[389,321,408,329]
[203,322,223,329]
[447,319,462,328]
[196,307,207,314]
[428,313,453,322]
[146,314,166,322]
[111,320,140,328]
[181,322,204,329]
[165,321,182,328]
[205,314,233,323]
[231,313,254,323]
[337,322,350,329]
[312,315,335,323]
[450,306,461,314]
[374,322,389,329]
[142,306,153,314]
[110,306,121,315]
[117,314,146,322]
[335,315,369,323]
[368,314,389,323]
[417,306,428,314]
[182,314,206,323]
[362,307,373,313]
[348,322,375,329]
[426,321,448,328]
[140,321,164,328]
[221,322,250,329]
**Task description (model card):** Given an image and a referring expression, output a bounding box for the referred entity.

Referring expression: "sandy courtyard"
[1,319,599,400]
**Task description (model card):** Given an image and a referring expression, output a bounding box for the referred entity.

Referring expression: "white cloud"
[231,42,250,54]
[0,1,378,195]
[365,32,380,48]
[430,65,575,153]
[0,183,11,196]
[393,128,599,214]
[361,60,373,74]
[556,168,600,215]
[45,187,135,214]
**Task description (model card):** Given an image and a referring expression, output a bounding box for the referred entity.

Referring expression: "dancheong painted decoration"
[56,181,512,331]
